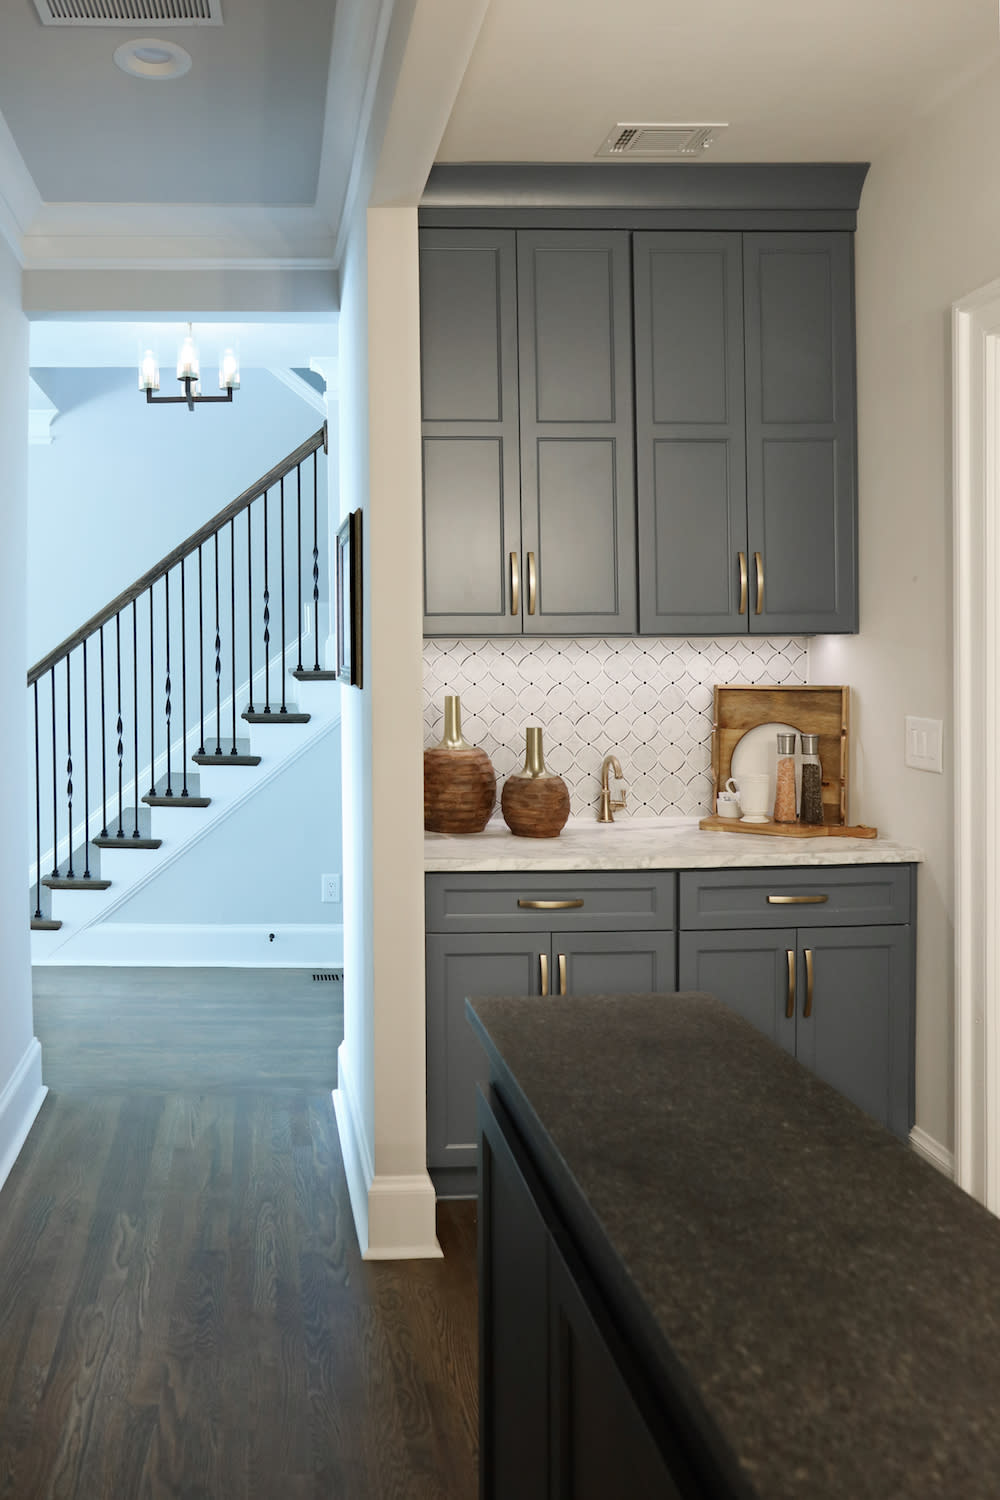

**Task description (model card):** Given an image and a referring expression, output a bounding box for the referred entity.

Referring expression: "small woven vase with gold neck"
[501,726,570,838]
[423,695,496,834]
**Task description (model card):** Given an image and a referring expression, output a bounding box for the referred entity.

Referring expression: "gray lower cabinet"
[677,866,916,1137]
[426,871,677,1192]
[634,230,857,636]
[420,227,636,636]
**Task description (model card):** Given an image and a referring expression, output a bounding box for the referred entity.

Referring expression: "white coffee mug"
[716,790,741,818]
[735,771,771,823]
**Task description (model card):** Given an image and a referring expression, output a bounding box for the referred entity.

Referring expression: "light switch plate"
[904,716,943,774]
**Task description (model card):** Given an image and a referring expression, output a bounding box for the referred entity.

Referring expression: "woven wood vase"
[424,695,496,834]
[501,727,570,839]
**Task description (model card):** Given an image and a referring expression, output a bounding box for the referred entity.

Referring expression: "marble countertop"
[468,992,1000,1500]
[425,815,923,871]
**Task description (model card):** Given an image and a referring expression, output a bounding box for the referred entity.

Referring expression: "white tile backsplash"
[423,637,809,819]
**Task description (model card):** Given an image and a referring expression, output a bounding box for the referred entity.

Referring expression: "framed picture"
[336,509,363,688]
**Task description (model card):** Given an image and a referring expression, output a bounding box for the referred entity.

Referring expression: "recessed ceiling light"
[113,38,192,80]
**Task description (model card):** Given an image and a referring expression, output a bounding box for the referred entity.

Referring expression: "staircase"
[28,425,339,956]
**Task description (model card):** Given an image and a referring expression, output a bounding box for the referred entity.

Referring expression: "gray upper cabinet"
[421,228,637,636]
[420,228,522,635]
[635,230,858,636]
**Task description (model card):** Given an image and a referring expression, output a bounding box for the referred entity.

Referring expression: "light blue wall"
[27,366,324,664]
[107,722,342,926]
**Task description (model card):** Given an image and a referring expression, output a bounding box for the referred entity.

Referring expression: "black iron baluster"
[214,532,222,753]
[230,518,237,752]
[65,657,74,877]
[33,682,41,920]
[148,587,156,796]
[279,476,287,712]
[296,463,303,672]
[197,545,205,754]
[263,488,271,713]
[50,668,58,876]
[247,506,254,712]
[82,640,91,877]
[164,571,173,796]
[132,600,139,835]
[312,450,320,672]
[116,612,125,838]
[99,625,108,837]
[180,557,189,797]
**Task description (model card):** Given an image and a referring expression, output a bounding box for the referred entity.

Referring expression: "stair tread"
[243,710,311,724]
[143,794,211,808]
[31,917,62,931]
[93,835,162,850]
[42,876,112,890]
[192,752,262,766]
[292,668,338,681]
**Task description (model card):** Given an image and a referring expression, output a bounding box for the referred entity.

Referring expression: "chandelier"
[139,324,240,411]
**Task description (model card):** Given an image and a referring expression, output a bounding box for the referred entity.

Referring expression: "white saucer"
[729,721,800,814]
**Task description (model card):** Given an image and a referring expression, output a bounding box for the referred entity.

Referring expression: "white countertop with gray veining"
[424,816,923,871]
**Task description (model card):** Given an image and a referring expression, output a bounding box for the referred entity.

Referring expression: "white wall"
[811,56,1000,1155]
[0,236,46,1189]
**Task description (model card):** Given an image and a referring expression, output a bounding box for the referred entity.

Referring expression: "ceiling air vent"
[596,123,726,159]
[31,0,222,24]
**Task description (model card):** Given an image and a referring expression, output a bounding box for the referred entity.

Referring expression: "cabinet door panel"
[518,231,637,635]
[426,934,543,1169]
[796,926,914,1136]
[744,232,857,634]
[420,229,522,635]
[678,929,797,1055]
[634,232,747,635]
[558,931,676,996]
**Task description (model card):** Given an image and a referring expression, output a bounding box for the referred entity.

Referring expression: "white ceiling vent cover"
[32,0,222,24]
[596,123,727,159]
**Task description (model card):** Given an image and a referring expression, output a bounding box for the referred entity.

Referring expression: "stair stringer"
[31,673,341,964]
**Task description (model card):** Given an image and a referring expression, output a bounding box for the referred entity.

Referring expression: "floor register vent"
[596,122,726,158]
[32,0,222,24]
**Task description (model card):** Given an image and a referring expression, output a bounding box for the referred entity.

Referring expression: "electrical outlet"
[904,716,944,774]
[321,873,341,903]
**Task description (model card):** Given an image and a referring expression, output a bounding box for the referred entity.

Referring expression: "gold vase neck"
[521,726,550,778]
[438,695,468,750]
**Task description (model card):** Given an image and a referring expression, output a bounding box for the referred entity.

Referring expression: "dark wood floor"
[0,969,478,1499]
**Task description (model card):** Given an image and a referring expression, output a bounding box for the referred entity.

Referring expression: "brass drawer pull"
[804,948,814,1019]
[767,894,829,905]
[754,550,764,615]
[558,953,567,996]
[527,551,537,615]
[786,949,795,1020]
[539,953,549,996]
[518,898,584,910]
[510,552,520,616]
[738,551,748,615]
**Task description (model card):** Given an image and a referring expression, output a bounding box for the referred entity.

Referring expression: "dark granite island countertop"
[467,991,1000,1500]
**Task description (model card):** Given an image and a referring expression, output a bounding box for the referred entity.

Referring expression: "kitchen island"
[468,991,1000,1499]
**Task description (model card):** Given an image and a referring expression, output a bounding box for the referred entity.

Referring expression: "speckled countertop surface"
[468,992,1000,1500]
[426,816,922,871]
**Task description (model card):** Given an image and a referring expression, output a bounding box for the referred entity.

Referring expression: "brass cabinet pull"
[539,953,549,997]
[786,949,796,1020]
[767,894,829,905]
[804,948,814,1019]
[738,551,748,615]
[510,552,520,616]
[558,953,567,996]
[527,551,537,615]
[517,898,584,910]
[754,551,764,615]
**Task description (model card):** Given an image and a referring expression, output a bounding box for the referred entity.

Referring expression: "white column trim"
[953,276,1000,1208]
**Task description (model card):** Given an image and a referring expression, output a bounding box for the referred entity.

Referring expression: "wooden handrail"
[27,423,327,686]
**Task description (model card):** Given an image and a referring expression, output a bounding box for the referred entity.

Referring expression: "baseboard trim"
[333,1040,373,1251]
[33,922,344,968]
[910,1125,955,1178]
[0,1038,47,1194]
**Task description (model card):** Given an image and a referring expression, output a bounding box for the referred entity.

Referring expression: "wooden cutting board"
[699,816,877,839]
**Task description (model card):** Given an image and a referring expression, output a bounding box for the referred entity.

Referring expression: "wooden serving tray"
[712,684,851,826]
[699,816,877,840]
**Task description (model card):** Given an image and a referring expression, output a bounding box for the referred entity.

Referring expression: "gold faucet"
[598,754,626,823]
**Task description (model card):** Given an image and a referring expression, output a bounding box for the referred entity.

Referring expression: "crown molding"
[0,107,42,264]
